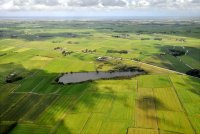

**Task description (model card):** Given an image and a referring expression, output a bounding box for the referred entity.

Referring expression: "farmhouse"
[96,56,109,61]
[5,72,23,83]
[11,35,18,38]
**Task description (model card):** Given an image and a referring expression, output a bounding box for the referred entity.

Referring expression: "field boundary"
[168,75,196,134]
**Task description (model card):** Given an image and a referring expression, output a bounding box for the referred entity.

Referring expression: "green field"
[0,20,200,134]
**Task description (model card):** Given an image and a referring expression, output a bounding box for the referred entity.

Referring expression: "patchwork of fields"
[1,74,199,134]
[0,20,200,134]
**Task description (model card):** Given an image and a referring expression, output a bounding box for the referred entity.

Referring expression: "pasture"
[0,20,200,134]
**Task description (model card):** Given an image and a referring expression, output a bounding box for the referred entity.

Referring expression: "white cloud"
[137,0,150,7]
[0,0,200,15]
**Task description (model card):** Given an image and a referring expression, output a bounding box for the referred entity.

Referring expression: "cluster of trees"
[0,121,18,134]
[96,64,104,70]
[82,49,96,53]
[52,40,62,43]
[176,38,186,42]
[107,50,128,54]
[112,34,129,39]
[0,53,7,57]
[186,69,200,78]
[5,73,23,83]
[38,32,78,38]
[62,50,73,56]
[54,47,73,56]
[154,38,162,41]
[54,47,63,51]
[67,41,79,44]
[0,30,22,39]
[140,38,162,40]
[112,64,145,72]
[141,38,150,40]
[168,49,185,56]
[136,31,178,35]
[131,58,141,61]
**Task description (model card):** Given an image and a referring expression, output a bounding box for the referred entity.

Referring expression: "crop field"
[0,20,200,134]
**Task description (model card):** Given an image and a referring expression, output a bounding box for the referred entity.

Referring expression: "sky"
[0,0,200,17]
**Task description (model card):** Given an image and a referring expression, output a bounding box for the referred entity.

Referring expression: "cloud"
[68,0,99,7]
[137,0,150,7]
[100,0,127,7]
[58,0,128,7]
[0,0,200,12]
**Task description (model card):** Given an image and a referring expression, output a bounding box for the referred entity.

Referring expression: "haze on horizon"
[0,0,200,17]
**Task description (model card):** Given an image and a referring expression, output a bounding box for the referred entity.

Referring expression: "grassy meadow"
[0,20,200,134]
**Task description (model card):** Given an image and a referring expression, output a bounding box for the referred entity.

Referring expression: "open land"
[0,19,200,134]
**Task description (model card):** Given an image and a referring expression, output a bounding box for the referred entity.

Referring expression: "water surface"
[58,71,144,84]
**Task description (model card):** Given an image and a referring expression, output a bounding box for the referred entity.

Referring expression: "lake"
[58,71,144,84]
